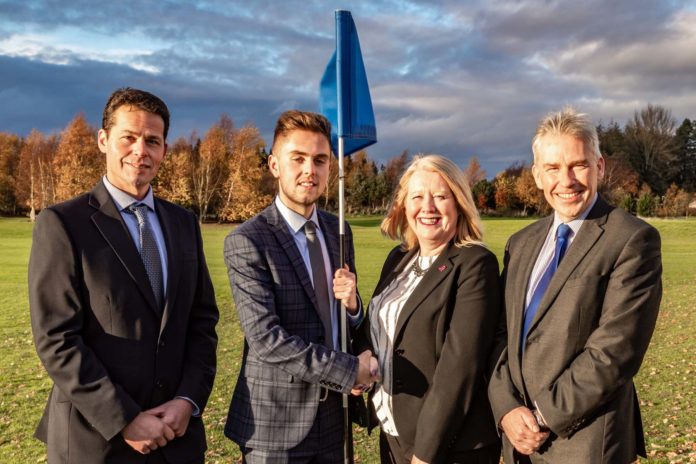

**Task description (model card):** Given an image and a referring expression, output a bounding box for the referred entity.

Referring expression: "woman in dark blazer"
[355,154,503,464]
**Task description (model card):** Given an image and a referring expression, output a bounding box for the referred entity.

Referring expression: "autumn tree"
[218,123,271,222]
[658,184,691,217]
[600,155,640,210]
[153,136,194,207]
[191,115,231,223]
[463,156,486,187]
[52,114,102,202]
[0,133,22,215]
[472,179,495,212]
[514,166,543,216]
[17,130,58,219]
[624,104,678,194]
[494,175,516,212]
[384,150,408,194]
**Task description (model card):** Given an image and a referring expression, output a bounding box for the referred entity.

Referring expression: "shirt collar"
[102,175,156,211]
[551,193,598,239]
[274,195,319,234]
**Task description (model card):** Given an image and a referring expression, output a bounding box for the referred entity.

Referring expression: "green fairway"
[1,216,694,463]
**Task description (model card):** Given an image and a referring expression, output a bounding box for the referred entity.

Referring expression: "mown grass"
[0,216,694,463]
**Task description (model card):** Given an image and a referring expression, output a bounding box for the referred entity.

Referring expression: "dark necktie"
[304,221,334,349]
[521,223,572,351]
[128,203,164,310]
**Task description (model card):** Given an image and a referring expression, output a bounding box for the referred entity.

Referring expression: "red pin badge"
[438,265,447,272]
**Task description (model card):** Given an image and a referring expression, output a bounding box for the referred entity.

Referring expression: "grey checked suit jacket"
[489,197,662,464]
[223,202,361,450]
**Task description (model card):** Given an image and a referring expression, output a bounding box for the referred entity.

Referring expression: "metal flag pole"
[338,136,352,464]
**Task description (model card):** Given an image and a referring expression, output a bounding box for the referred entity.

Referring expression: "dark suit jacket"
[356,242,503,463]
[29,181,219,464]
[488,197,662,464]
[223,202,362,451]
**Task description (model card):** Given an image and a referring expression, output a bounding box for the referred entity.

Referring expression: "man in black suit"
[29,87,219,463]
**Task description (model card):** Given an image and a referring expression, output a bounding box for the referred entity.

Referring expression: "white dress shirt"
[369,253,438,436]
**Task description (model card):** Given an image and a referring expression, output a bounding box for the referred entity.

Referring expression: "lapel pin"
[438,265,447,272]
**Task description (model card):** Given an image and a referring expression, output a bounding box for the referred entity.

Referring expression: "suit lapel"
[89,181,160,315]
[372,247,416,299]
[318,212,340,273]
[526,199,610,336]
[264,204,320,312]
[155,199,179,331]
[510,217,552,349]
[394,245,454,340]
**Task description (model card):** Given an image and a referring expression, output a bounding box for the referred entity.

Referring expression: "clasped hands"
[352,349,380,395]
[121,398,193,454]
[500,406,550,456]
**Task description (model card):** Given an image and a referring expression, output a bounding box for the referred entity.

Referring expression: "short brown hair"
[381,154,483,250]
[271,110,332,154]
[102,87,170,139]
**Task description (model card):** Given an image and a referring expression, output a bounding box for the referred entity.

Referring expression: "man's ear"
[268,153,280,179]
[97,129,108,154]
[532,163,543,189]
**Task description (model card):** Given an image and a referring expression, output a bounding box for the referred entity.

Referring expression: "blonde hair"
[532,106,602,162]
[381,154,483,250]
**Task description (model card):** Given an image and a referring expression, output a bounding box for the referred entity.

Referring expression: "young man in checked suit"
[223,110,379,463]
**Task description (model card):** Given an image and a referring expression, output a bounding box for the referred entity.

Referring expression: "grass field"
[0,216,694,463]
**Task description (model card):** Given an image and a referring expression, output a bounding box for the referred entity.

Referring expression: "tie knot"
[556,223,571,241]
[304,220,317,238]
[128,203,149,224]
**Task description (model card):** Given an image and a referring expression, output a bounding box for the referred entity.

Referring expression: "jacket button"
[155,380,164,389]
[158,340,165,349]
[395,349,405,356]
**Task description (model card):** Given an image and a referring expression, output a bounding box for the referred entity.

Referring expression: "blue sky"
[1,0,695,176]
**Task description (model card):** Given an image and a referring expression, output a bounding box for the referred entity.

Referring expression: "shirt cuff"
[176,396,200,417]
[347,299,363,327]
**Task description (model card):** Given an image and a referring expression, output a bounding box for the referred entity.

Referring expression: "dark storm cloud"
[1,0,695,176]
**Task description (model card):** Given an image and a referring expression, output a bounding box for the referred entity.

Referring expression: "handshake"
[352,349,381,395]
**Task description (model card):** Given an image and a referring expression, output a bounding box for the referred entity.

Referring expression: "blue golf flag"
[319,10,377,157]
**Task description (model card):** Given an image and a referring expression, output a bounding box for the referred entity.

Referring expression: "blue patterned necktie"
[521,223,572,351]
[304,221,334,349]
[128,203,164,310]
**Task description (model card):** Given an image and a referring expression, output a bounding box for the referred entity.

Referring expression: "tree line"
[0,104,694,221]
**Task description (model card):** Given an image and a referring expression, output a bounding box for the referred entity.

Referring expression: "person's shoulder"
[318,208,339,225]
[606,205,656,231]
[508,216,551,243]
[230,205,275,237]
[37,192,91,224]
[155,196,197,221]
[449,242,499,268]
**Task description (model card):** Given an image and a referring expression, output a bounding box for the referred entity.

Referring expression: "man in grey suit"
[29,88,219,463]
[488,107,662,463]
[224,110,378,462]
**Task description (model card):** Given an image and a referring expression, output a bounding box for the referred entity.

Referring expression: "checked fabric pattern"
[128,203,164,310]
